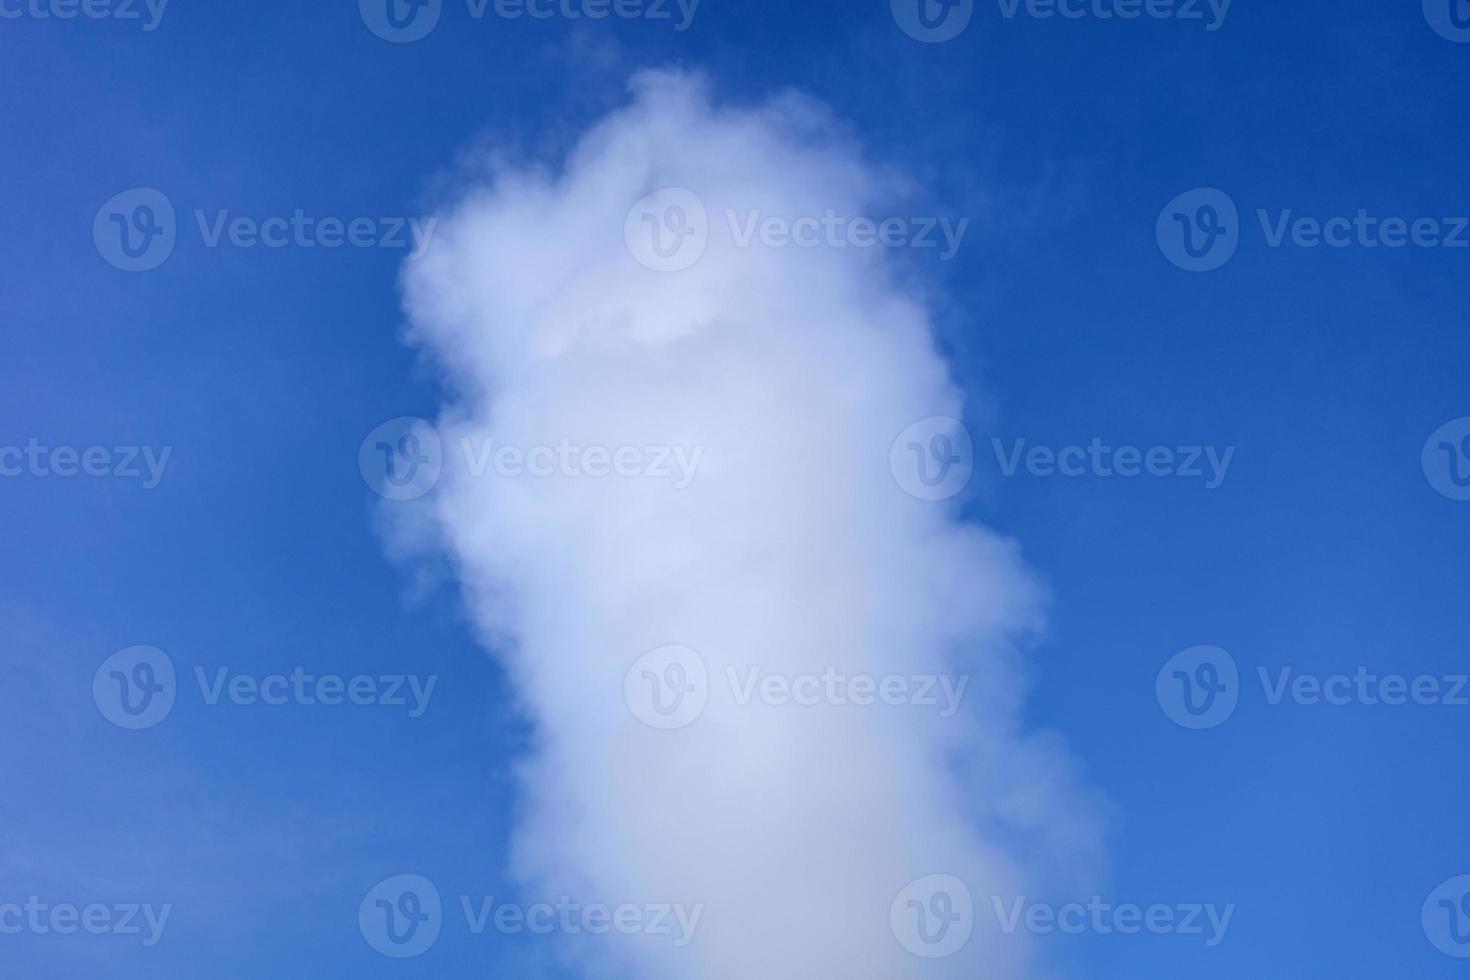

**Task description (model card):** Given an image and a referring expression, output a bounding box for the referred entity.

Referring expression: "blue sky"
[2,1,1468,977]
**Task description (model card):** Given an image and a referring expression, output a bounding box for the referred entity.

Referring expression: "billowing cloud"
[391,69,1105,979]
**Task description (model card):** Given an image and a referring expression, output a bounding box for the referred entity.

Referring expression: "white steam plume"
[392,69,1104,979]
